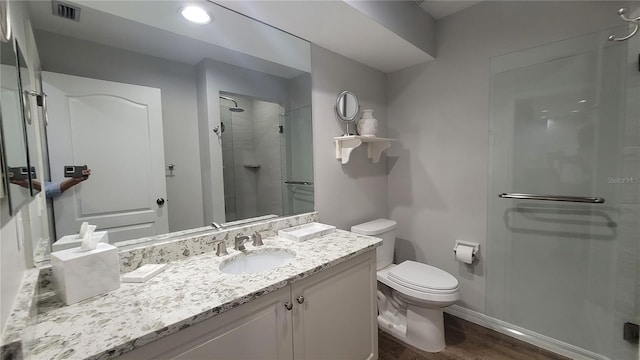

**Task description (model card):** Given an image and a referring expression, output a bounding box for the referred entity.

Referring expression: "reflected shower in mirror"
[1,40,31,215]
[219,92,314,223]
[26,0,313,260]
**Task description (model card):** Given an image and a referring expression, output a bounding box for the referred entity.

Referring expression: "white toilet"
[351,219,459,353]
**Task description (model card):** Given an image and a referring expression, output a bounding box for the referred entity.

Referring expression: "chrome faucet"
[234,231,264,251]
[234,234,252,251]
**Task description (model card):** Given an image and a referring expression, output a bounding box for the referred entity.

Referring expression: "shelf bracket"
[367,142,392,163]
[335,138,362,165]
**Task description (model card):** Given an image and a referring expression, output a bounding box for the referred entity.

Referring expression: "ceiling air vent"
[52,1,81,22]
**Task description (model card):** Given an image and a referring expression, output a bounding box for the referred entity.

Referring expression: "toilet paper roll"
[456,245,474,264]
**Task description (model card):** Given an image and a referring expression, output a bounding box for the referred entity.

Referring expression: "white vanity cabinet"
[292,252,378,360]
[117,251,377,360]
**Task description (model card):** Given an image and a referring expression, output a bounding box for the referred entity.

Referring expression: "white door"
[43,72,168,243]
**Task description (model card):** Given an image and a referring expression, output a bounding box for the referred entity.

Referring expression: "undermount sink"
[219,249,296,275]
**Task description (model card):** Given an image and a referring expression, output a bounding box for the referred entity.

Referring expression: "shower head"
[219,95,244,112]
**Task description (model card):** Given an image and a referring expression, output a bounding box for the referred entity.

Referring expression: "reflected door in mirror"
[43,72,168,242]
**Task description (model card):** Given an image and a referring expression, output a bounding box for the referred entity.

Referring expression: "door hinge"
[623,322,639,343]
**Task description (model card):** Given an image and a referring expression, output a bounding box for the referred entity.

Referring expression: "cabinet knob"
[296,296,305,304]
[156,198,165,206]
[284,302,293,311]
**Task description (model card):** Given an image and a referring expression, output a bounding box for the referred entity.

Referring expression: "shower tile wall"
[228,94,258,220]
[222,94,284,222]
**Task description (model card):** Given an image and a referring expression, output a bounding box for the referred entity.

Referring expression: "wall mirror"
[26,0,314,261]
[335,90,359,135]
[18,38,42,198]
[1,39,32,215]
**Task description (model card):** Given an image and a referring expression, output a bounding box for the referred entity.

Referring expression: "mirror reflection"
[18,39,43,198]
[27,1,314,259]
[1,40,31,214]
[336,91,359,121]
[335,90,359,136]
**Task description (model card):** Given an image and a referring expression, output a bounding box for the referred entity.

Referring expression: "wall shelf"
[333,136,396,165]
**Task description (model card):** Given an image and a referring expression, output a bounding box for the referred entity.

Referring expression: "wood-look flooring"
[378,314,571,360]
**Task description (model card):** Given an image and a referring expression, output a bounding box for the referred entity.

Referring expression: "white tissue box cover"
[51,242,121,305]
[52,231,110,252]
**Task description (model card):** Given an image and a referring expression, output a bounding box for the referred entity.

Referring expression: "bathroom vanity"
[118,250,377,360]
[2,216,381,360]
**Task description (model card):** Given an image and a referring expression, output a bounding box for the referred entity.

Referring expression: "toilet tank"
[351,219,397,270]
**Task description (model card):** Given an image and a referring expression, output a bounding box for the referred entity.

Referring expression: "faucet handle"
[215,241,228,256]
[252,231,264,246]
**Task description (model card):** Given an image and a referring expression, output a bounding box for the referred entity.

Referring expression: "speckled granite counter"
[1,212,319,360]
[22,229,381,359]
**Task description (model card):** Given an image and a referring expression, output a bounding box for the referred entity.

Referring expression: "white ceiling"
[29,0,481,77]
[28,0,310,78]
[417,1,482,20]
[216,0,434,73]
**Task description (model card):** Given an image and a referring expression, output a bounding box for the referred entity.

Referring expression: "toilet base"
[378,304,446,353]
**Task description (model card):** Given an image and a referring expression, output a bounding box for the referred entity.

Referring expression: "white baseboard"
[444,305,610,360]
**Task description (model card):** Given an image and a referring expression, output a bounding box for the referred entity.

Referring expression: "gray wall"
[387,0,633,312]
[311,45,388,230]
[345,0,436,58]
[35,31,204,233]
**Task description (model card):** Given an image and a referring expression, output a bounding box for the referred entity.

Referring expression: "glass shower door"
[282,105,314,214]
[487,27,639,360]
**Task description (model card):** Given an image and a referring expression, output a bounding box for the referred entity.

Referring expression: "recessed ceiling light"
[578,99,587,103]
[181,6,211,24]
[571,110,579,113]
[541,109,549,113]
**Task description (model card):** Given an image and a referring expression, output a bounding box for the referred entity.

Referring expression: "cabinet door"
[292,252,377,360]
[117,286,293,360]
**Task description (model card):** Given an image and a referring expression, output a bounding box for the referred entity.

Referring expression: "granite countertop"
[26,229,381,360]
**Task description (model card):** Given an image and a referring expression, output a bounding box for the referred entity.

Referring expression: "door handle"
[156,198,165,206]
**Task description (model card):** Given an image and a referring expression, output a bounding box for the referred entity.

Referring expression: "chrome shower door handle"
[498,192,605,204]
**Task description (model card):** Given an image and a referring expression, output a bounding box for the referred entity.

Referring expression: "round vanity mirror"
[335,90,359,122]
[335,90,359,136]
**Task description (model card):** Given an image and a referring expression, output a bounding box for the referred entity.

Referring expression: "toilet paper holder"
[453,240,480,259]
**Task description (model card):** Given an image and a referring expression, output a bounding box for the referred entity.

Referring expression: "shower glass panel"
[283,105,314,214]
[220,103,237,221]
[487,27,639,360]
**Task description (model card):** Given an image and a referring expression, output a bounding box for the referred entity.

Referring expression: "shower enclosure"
[487,25,639,360]
[220,93,313,222]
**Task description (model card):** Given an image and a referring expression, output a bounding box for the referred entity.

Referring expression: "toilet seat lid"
[388,261,458,291]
